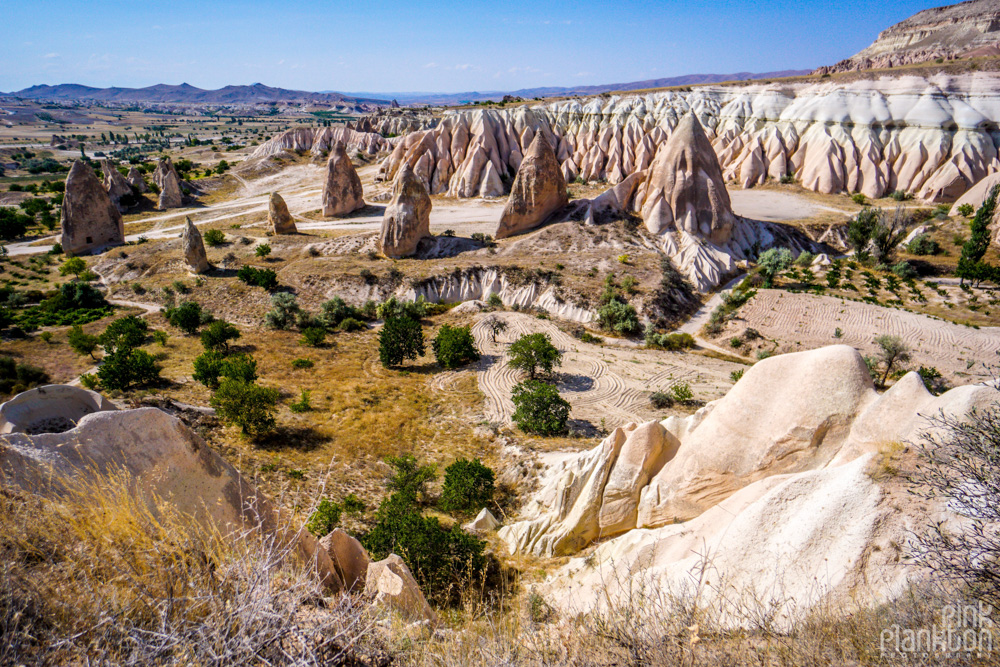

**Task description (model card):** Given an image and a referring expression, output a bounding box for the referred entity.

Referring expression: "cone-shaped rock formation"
[495,134,568,239]
[182,217,210,273]
[322,142,365,217]
[268,192,296,234]
[60,160,124,255]
[378,164,431,258]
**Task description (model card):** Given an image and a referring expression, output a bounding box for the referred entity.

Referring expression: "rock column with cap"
[60,160,125,256]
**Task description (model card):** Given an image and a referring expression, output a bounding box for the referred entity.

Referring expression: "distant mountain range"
[4,83,389,106]
[3,70,811,107]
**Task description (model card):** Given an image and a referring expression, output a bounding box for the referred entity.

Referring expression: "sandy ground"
[469,311,742,432]
[725,289,1000,383]
[728,189,846,221]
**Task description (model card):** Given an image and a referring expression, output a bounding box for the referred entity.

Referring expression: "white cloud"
[423,62,439,68]
[43,52,59,59]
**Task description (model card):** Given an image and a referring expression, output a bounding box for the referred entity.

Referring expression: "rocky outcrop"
[378,164,431,258]
[250,126,389,159]
[376,75,1000,206]
[639,114,736,243]
[126,165,147,193]
[819,0,1000,73]
[0,385,115,434]
[154,157,184,210]
[322,142,365,217]
[0,392,343,592]
[60,159,125,255]
[268,192,297,233]
[348,108,438,136]
[319,528,370,592]
[182,217,210,273]
[365,554,437,624]
[495,134,568,239]
[100,159,133,213]
[499,345,1000,623]
[463,508,500,533]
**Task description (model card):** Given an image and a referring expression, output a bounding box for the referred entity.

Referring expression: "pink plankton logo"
[881,602,994,658]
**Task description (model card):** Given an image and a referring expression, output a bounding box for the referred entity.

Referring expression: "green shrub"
[906,234,940,256]
[343,493,366,514]
[192,350,225,388]
[511,379,570,436]
[59,257,87,276]
[730,369,745,383]
[203,229,225,246]
[378,316,424,368]
[165,301,211,335]
[220,353,258,384]
[291,357,314,369]
[485,293,504,310]
[892,261,918,280]
[200,319,239,352]
[890,190,910,202]
[597,299,642,336]
[432,324,480,369]
[956,203,974,217]
[305,499,342,537]
[300,326,326,347]
[669,382,694,404]
[384,453,437,503]
[289,389,312,413]
[318,296,363,329]
[376,296,427,321]
[337,317,365,332]
[255,243,271,258]
[508,333,561,380]
[97,348,160,391]
[649,391,673,409]
[264,293,300,330]
[851,193,867,205]
[67,325,99,358]
[757,248,793,288]
[439,459,495,513]
[210,378,279,437]
[237,266,278,289]
[645,331,695,351]
[99,315,148,353]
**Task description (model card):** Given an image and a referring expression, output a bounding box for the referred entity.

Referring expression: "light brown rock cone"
[268,192,296,234]
[60,160,124,256]
[495,134,568,239]
[126,165,146,193]
[100,158,133,213]
[321,141,365,217]
[158,169,183,210]
[378,164,431,258]
[639,114,736,244]
[181,217,210,273]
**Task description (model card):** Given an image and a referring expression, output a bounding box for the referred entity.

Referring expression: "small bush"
[255,243,271,258]
[237,266,278,290]
[264,292,300,330]
[669,382,694,404]
[199,319,239,352]
[850,193,867,205]
[890,190,910,202]
[337,317,365,332]
[645,331,695,351]
[378,316,424,368]
[730,369,745,382]
[300,326,326,347]
[906,233,940,256]
[956,203,974,217]
[203,228,225,246]
[485,293,504,310]
[211,378,279,437]
[291,357,314,369]
[891,261,918,279]
[511,379,570,436]
[439,459,495,513]
[165,301,211,335]
[305,499,341,537]
[432,324,480,369]
[67,324,99,358]
[597,299,642,336]
[649,391,673,409]
[289,389,312,413]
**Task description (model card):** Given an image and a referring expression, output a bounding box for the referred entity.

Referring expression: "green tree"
[847,207,879,261]
[264,292,300,330]
[432,324,480,369]
[756,247,793,288]
[300,326,326,347]
[957,185,998,286]
[511,379,570,436]
[192,350,225,388]
[507,332,561,380]
[873,334,910,389]
[59,256,87,276]
[439,459,495,513]
[97,348,160,391]
[210,378,279,437]
[99,315,148,353]
[597,299,642,336]
[200,319,240,353]
[378,316,424,368]
[220,353,258,383]
[165,301,210,335]
[255,243,271,258]
[67,325,99,359]
[384,453,437,503]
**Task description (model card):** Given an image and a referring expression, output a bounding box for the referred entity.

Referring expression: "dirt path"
[470,311,741,431]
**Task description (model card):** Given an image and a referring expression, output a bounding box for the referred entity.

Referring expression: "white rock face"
[463,508,501,533]
[365,554,438,624]
[251,126,389,159]
[378,74,1000,205]
[499,345,1000,623]
[0,385,115,434]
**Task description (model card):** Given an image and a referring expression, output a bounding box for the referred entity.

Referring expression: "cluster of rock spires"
[0,385,439,624]
[249,126,390,160]
[60,160,125,255]
[816,0,1000,74]
[347,108,438,136]
[367,74,1000,206]
[498,345,999,624]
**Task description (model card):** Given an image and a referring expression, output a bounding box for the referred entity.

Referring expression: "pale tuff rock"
[500,344,1000,623]
[60,159,125,255]
[0,396,343,592]
[155,157,184,210]
[99,158,133,213]
[819,0,1000,73]
[348,108,438,136]
[268,192,297,234]
[126,165,147,193]
[378,164,431,258]
[462,508,501,533]
[250,125,389,159]
[375,75,1000,205]
[321,142,365,217]
[495,134,568,239]
[152,156,179,190]
[181,217,210,273]
[950,171,1000,242]
[638,114,736,243]
[319,528,370,592]
[365,554,438,624]
[0,385,115,435]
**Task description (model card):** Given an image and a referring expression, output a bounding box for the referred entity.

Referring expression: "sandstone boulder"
[639,114,736,243]
[378,164,431,258]
[495,134,568,239]
[181,217,210,273]
[126,166,147,193]
[60,159,125,255]
[365,554,437,624]
[319,528,370,592]
[268,192,297,234]
[0,395,342,592]
[100,158,133,213]
[322,142,365,217]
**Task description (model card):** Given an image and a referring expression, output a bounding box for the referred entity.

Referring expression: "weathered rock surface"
[0,393,343,591]
[126,165,147,193]
[268,192,297,233]
[495,134,568,239]
[158,169,183,210]
[348,108,438,136]
[818,0,1000,73]
[378,164,431,258]
[365,554,437,623]
[0,385,115,434]
[319,528,370,592]
[100,158,133,213]
[251,126,389,159]
[500,345,1000,623]
[462,508,501,533]
[60,159,125,255]
[181,217,210,273]
[639,114,736,243]
[322,142,365,217]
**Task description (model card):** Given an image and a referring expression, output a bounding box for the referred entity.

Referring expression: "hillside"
[9,82,390,106]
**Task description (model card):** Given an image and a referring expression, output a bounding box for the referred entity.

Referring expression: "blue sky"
[2,0,941,93]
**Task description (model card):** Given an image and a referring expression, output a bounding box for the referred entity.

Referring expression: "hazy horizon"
[3,0,938,94]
